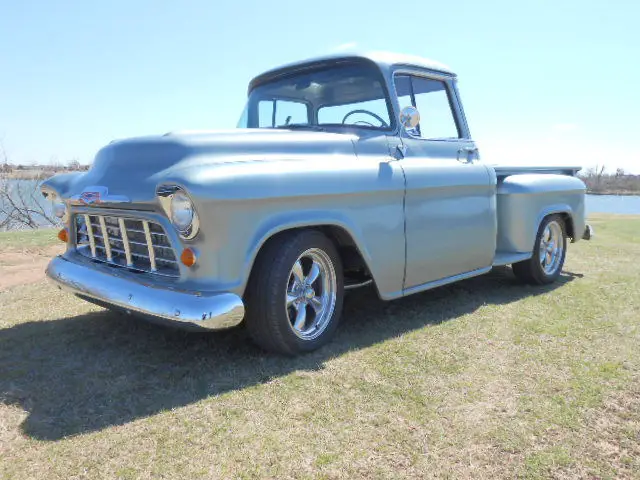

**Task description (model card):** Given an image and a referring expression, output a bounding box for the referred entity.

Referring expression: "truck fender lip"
[582,224,594,240]
[45,255,245,330]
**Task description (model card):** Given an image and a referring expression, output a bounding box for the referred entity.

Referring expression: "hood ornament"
[70,186,130,206]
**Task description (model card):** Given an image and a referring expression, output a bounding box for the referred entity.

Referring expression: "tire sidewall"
[258,231,344,354]
[532,215,567,283]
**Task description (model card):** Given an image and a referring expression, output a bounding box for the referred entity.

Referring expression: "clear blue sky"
[1,0,638,173]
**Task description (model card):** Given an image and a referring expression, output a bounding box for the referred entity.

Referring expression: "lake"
[586,194,640,215]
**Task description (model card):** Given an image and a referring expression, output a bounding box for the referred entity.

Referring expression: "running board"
[402,266,492,297]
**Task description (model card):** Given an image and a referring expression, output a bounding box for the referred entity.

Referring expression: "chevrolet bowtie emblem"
[79,191,102,205]
[70,186,130,206]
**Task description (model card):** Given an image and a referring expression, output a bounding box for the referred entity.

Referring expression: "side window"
[258,101,274,128]
[395,75,414,111]
[258,99,309,127]
[394,75,460,139]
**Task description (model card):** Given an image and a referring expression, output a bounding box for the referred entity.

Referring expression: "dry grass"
[0,228,59,250]
[1,214,639,479]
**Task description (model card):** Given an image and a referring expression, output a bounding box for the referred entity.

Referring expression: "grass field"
[1,215,639,479]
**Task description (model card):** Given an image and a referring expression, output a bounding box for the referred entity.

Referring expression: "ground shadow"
[0,268,579,441]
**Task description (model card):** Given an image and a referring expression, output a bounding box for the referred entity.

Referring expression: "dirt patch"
[0,245,63,291]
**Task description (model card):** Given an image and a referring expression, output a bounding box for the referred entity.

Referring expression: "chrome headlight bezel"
[53,200,67,219]
[41,186,68,224]
[157,185,200,240]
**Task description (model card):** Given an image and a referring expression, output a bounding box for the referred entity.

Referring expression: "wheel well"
[316,226,370,277]
[253,225,373,286]
[559,213,575,239]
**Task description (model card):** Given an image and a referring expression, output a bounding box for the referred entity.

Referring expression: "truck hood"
[45,129,360,204]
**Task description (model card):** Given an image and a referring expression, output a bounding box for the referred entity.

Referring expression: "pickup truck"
[42,51,593,355]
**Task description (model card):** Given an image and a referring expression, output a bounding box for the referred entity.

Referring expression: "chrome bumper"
[46,256,245,330]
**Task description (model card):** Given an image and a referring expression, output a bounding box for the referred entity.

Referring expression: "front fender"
[152,146,408,299]
[244,210,375,288]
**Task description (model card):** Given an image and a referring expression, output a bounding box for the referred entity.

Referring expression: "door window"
[394,75,460,139]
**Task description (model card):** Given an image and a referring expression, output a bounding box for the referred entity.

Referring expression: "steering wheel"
[342,109,389,128]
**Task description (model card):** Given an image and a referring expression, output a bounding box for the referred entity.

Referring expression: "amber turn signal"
[57,228,69,243]
[180,248,197,267]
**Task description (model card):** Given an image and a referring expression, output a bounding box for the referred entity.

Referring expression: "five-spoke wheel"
[539,220,564,276]
[285,249,337,341]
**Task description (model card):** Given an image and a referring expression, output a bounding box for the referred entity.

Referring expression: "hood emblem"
[80,191,102,205]
[70,186,130,206]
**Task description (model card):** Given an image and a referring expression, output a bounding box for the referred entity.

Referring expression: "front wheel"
[244,230,344,355]
[512,214,567,285]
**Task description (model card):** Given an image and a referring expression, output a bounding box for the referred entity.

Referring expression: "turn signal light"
[180,248,197,267]
[57,228,69,243]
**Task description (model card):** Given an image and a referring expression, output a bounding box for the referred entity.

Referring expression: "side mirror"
[396,106,420,158]
[399,106,420,130]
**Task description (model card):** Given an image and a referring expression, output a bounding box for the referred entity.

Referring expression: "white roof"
[250,51,455,89]
[362,51,454,74]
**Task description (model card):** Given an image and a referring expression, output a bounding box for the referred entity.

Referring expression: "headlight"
[170,191,195,233]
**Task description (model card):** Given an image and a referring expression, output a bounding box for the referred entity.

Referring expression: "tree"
[0,147,61,230]
[68,158,81,171]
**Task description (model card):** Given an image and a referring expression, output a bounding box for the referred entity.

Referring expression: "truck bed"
[491,164,582,178]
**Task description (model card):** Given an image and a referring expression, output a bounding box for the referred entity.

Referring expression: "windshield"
[237,60,393,131]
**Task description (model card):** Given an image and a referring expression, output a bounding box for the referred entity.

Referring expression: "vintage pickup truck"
[43,51,593,355]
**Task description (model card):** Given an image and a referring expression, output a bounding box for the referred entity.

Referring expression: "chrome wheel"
[539,220,564,275]
[285,248,337,340]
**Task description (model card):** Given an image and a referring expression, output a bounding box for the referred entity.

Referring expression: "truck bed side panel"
[496,174,587,254]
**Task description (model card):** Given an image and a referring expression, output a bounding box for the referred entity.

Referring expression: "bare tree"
[0,142,61,230]
[68,158,81,171]
[579,164,640,194]
[0,174,61,230]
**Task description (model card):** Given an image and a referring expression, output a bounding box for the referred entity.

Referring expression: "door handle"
[457,146,479,163]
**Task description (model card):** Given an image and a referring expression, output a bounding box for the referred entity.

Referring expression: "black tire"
[244,230,344,355]
[512,214,567,285]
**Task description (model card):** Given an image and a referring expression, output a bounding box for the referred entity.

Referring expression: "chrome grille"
[75,214,179,277]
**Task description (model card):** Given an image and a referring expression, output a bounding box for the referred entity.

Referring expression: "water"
[0,179,59,230]
[586,194,640,215]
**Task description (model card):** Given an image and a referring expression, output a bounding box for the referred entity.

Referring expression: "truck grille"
[75,214,179,277]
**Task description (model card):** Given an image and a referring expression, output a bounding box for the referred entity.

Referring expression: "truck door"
[393,73,496,292]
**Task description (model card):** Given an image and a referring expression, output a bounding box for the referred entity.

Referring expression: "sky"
[1,0,639,173]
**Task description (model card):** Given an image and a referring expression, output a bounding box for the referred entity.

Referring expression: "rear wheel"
[244,230,344,355]
[512,214,567,285]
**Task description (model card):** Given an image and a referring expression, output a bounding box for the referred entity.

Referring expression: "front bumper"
[46,255,245,330]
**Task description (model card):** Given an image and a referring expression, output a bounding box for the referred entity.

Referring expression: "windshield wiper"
[274,124,327,132]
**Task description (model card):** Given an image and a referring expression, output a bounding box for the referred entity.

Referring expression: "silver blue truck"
[42,51,593,355]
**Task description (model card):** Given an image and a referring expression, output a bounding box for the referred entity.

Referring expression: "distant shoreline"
[587,190,640,197]
[1,168,87,180]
